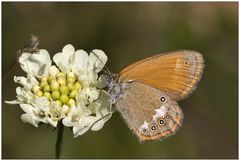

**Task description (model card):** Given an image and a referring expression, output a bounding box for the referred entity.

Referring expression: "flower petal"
[16,87,34,103]
[89,49,108,73]
[78,69,98,87]
[47,118,58,127]
[20,103,34,114]
[89,89,100,102]
[19,104,40,127]
[91,119,104,131]
[5,100,20,104]
[62,44,75,54]
[31,97,50,112]
[19,49,52,78]
[21,114,39,127]
[73,126,90,137]
[14,76,28,87]
[72,50,89,73]
[97,74,108,88]
[62,117,74,127]
[53,44,75,73]
[14,74,39,90]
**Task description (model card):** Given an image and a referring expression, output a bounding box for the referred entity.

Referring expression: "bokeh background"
[2,2,238,159]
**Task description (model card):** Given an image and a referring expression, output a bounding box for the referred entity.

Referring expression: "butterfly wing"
[115,81,183,142]
[118,50,204,101]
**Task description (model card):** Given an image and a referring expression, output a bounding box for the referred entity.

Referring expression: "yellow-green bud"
[43,84,50,92]
[67,72,76,83]
[36,90,43,97]
[50,81,59,91]
[58,77,66,86]
[41,77,48,82]
[40,81,48,88]
[55,100,62,107]
[67,82,74,91]
[60,94,69,104]
[69,89,78,98]
[67,98,75,107]
[67,77,76,83]
[52,91,60,100]
[67,72,75,78]
[57,72,65,78]
[32,85,41,93]
[74,82,82,90]
[43,92,51,100]
[48,76,56,84]
[59,85,69,94]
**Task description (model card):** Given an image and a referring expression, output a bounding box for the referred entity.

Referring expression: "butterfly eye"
[142,129,147,133]
[165,115,171,119]
[160,97,165,102]
[151,125,156,130]
[159,119,165,125]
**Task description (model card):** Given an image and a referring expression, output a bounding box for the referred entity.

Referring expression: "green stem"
[55,122,64,159]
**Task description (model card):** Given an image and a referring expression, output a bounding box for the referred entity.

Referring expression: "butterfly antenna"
[91,50,111,75]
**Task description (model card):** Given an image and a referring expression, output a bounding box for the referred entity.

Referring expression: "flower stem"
[55,122,64,159]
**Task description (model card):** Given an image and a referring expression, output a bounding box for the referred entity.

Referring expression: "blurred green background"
[2,2,238,159]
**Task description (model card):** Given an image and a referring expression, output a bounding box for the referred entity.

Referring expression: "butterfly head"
[102,72,121,103]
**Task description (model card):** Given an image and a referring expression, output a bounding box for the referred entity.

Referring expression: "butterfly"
[102,50,204,142]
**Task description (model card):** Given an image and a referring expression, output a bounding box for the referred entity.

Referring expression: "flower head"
[5,44,112,137]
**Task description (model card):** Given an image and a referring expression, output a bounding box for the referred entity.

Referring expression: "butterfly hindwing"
[115,81,183,142]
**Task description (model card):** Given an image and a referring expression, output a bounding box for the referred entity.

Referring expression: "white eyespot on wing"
[153,105,166,120]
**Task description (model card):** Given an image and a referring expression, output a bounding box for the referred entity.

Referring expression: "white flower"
[5,44,112,136]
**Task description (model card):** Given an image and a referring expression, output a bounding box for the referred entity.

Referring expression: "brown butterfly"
[104,50,204,142]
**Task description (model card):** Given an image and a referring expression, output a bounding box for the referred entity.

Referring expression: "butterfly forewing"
[118,50,204,101]
[115,81,183,141]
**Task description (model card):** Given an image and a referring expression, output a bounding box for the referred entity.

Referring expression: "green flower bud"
[67,77,76,83]
[67,72,76,83]
[41,76,48,82]
[74,82,82,90]
[43,92,51,100]
[67,72,75,78]
[43,84,51,92]
[48,76,56,84]
[60,94,69,104]
[52,91,60,100]
[67,82,74,91]
[50,81,60,91]
[40,81,48,88]
[57,72,65,78]
[59,85,69,94]
[67,98,75,107]
[69,89,78,98]
[55,100,62,107]
[58,77,66,86]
